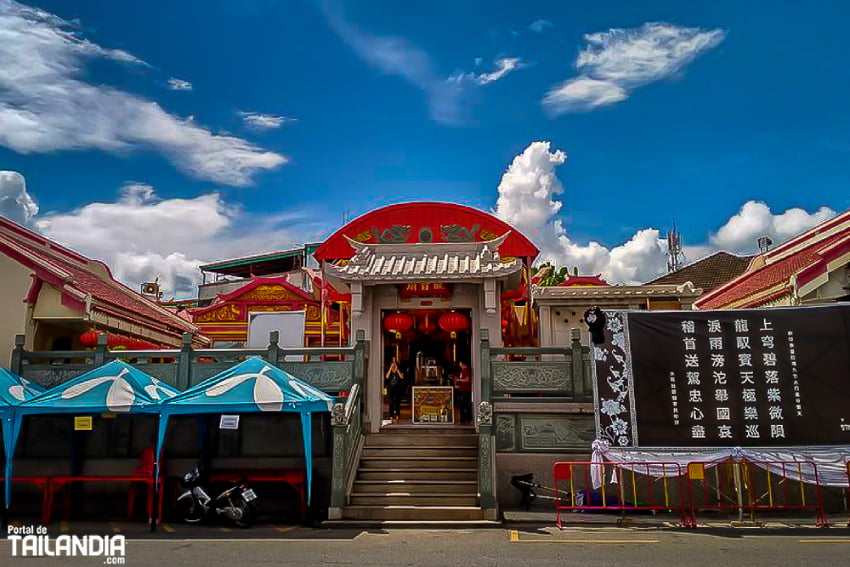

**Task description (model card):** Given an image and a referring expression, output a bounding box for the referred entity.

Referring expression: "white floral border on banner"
[592,311,637,447]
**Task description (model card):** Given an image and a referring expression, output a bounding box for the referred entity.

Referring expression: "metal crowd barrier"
[741,460,827,527]
[688,459,827,527]
[553,461,695,529]
[553,459,829,529]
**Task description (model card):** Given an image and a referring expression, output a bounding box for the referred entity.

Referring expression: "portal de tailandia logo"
[7,524,126,564]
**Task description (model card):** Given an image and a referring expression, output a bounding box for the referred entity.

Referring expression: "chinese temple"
[315,202,538,432]
[0,216,206,368]
[188,275,343,347]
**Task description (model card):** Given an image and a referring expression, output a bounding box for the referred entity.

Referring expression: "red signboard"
[399,282,452,300]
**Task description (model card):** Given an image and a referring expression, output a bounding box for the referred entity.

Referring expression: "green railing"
[478,328,596,516]
[10,330,364,394]
[487,329,592,402]
[329,335,367,519]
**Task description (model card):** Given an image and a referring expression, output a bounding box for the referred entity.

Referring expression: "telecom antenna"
[666,223,685,273]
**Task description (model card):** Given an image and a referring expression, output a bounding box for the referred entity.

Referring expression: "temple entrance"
[381,309,472,427]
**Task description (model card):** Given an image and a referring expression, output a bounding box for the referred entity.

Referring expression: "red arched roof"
[314,202,539,261]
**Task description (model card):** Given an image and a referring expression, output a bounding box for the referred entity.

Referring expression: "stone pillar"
[10,334,25,375]
[177,333,193,390]
[477,328,496,517]
[266,330,280,365]
[570,328,586,402]
[94,332,108,366]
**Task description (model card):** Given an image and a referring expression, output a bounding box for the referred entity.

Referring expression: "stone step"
[343,506,486,521]
[360,456,478,469]
[349,493,479,506]
[353,480,477,494]
[357,469,479,481]
[366,433,478,447]
[361,446,478,458]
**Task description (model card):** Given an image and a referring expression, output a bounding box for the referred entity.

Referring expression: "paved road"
[3,524,850,566]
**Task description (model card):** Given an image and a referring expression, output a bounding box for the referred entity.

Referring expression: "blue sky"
[0,0,848,294]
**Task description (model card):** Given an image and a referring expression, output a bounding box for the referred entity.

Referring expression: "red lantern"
[438,311,468,339]
[418,312,437,335]
[501,319,509,330]
[79,330,102,348]
[383,312,413,339]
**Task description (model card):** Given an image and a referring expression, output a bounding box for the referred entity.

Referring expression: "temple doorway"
[381,309,472,427]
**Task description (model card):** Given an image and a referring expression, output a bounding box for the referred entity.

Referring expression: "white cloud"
[494,141,836,285]
[528,19,553,33]
[0,0,285,186]
[478,57,522,85]
[543,77,627,112]
[321,4,462,123]
[493,141,668,283]
[33,181,319,296]
[238,111,297,131]
[447,57,524,92]
[710,201,836,252]
[0,170,38,224]
[166,77,193,91]
[544,22,725,115]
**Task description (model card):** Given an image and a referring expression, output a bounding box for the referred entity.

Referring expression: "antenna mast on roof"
[666,223,685,273]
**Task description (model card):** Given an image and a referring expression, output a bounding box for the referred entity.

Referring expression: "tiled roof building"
[648,251,753,293]
[0,216,206,367]
[695,210,850,310]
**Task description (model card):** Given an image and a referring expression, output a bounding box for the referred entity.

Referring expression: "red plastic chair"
[127,448,155,519]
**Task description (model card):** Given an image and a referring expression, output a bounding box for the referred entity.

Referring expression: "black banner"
[593,305,850,447]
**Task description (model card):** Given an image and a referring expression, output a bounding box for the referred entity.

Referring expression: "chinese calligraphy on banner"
[592,305,850,447]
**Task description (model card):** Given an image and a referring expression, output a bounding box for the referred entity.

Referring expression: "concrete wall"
[0,255,35,368]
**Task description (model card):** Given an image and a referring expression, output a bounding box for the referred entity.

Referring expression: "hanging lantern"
[438,311,468,339]
[383,312,414,339]
[439,311,469,362]
[79,330,102,348]
[418,312,437,334]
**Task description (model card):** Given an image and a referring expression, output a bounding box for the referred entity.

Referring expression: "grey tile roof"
[326,233,522,281]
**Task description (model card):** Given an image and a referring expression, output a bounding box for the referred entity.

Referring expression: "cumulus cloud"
[0,170,38,224]
[528,19,553,33]
[0,0,285,186]
[544,22,725,115]
[33,182,319,296]
[494,141,835,285]
[166,77,193,91]
[238,111,297,131]
[493,141,668,283]
[710,201,836,252]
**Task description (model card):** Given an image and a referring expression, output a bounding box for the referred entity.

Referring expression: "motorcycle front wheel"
[232,499,255,529]
[177,497,205,524]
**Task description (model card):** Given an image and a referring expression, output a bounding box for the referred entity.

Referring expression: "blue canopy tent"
[5,360,179,516]
[1,368,44,514]
[155,357,334,506]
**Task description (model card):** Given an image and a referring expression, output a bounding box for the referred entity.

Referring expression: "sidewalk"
[502,509,849,529]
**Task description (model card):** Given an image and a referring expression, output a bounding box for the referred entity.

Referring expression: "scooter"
[176,465,258,528]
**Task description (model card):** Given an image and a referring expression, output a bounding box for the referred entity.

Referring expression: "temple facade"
[0,216,205,368]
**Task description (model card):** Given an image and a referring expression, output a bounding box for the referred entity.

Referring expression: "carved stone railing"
[487,329,592,401]
[329,383,364,519]
[481,326,596,462]
[11,330,365,394]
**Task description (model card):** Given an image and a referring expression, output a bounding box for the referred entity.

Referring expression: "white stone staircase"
[343,429,485,521]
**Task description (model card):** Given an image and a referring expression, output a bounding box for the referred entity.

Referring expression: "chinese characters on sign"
[593,306,850,448]
[398,282,452,300]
